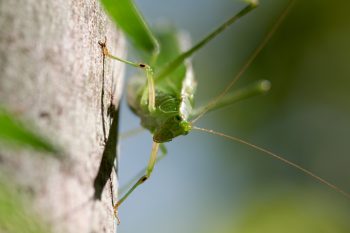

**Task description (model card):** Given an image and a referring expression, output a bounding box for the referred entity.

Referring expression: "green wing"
[153,25,194,96]
[100,0,159,58]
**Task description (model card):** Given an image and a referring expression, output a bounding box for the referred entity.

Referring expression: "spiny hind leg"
[98,38,156,112]
[113,142,160,219]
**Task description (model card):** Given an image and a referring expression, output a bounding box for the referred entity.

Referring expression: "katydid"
[99,0,350,219]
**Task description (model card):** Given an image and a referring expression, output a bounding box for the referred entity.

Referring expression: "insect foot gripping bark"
[99,40,156,113]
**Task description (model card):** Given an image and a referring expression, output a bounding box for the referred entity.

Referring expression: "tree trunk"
[0,0,123,232]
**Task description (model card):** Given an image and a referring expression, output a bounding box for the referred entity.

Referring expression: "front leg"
[99,39,156,112]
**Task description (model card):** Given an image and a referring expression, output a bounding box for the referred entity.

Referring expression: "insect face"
[153,115,192,142]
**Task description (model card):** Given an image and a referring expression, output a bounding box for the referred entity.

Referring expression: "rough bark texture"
[0,0,123,232]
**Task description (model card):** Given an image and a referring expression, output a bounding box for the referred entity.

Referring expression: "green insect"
[99,0,350,221]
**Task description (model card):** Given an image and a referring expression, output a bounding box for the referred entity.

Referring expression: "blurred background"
[118,0,350,233]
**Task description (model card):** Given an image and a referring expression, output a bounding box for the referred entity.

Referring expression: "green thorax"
[127,26,196,143]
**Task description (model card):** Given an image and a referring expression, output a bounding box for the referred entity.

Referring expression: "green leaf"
[0,108,58,154]
[0,178,51,233]
[100,0,159,56]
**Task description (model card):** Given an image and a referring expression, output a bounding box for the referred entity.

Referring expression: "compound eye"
[174,115,182,122]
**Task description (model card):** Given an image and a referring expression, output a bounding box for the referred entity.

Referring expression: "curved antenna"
[192,0,296,123]
[193,126,350,200]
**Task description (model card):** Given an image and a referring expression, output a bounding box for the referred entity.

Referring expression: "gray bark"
[0,0,124,232]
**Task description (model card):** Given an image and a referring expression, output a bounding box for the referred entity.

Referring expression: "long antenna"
[192,0,296,123]
[193,126,350,200]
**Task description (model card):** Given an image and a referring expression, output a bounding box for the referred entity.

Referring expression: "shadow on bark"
[93,104,119,201]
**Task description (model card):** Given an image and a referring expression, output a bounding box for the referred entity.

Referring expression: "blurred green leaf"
[100,0,159,57]
[0,178,51,233]
[0,108,58,154]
